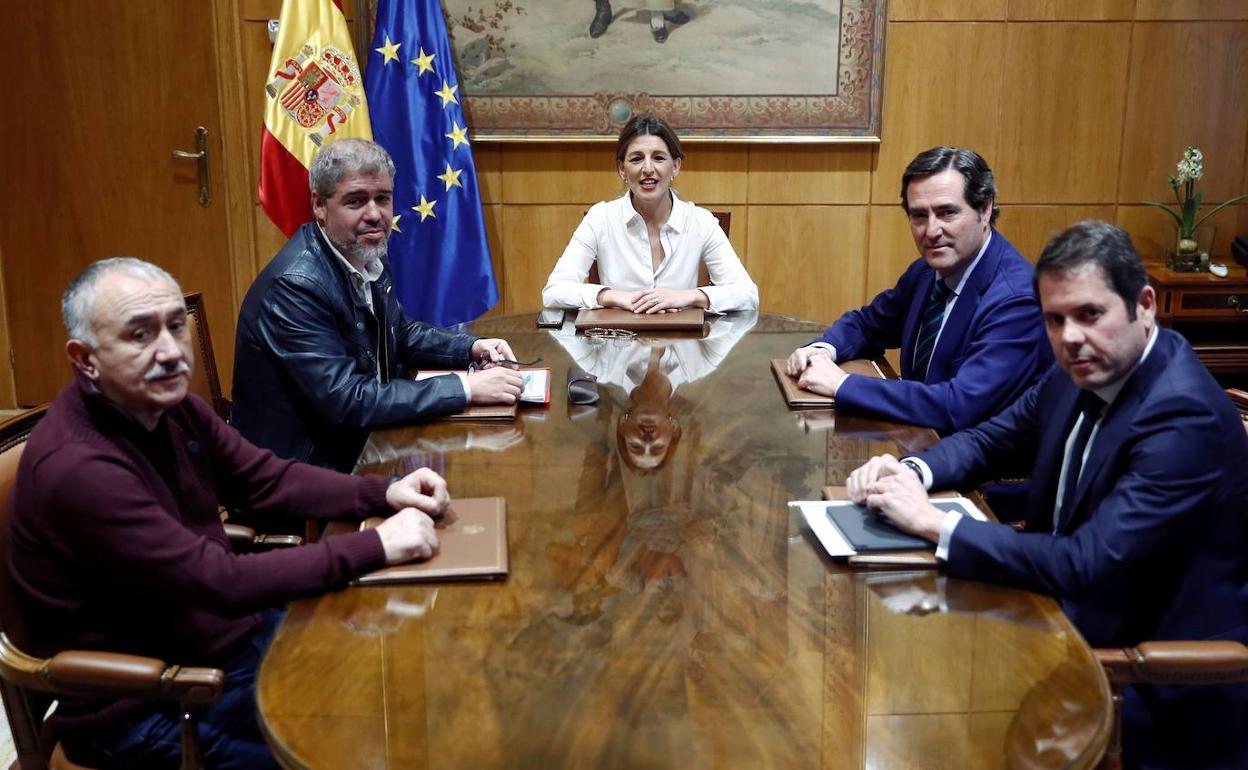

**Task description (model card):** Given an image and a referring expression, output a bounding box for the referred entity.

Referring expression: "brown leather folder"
[771,358,885,407]
[574,307,705,331]
[333,497,509,584]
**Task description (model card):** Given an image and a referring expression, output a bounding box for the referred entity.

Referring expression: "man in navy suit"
[848,221,1248,769]
[786,146,1050,433]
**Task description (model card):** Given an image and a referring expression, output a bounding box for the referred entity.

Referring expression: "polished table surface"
[257,312,1111,769]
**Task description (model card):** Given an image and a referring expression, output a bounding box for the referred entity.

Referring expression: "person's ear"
[66,339,98,380]
[311,190,329,225]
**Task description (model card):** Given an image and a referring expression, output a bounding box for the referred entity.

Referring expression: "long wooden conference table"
[256,312,1112,769]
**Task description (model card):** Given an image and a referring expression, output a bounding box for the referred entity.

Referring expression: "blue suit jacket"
[920,328,1248,768]
[815,232,1050,433]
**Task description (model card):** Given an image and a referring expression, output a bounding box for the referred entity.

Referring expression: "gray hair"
[308,138,396,198]
[62,257,181,346]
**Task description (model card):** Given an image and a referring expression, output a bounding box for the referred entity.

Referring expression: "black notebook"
[825,500,976,552]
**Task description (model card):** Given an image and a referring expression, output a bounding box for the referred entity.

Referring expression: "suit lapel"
[1026,381,1083,532]
[899,270,936,380]
[923,233,1004,383]
[1057,330,1177,533]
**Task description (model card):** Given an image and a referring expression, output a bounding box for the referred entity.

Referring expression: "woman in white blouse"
[541,114,759,315]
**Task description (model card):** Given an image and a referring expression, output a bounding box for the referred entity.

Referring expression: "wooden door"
[0,1,238,406]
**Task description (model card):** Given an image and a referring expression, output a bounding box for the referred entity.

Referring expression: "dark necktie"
[1055,391,1105,532]
[912,278,952,380]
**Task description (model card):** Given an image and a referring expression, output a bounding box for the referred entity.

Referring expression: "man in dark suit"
[786,146,1050,433]
[848,221,1248,769]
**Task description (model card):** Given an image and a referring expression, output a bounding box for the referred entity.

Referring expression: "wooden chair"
[0,406,226,770]
[584,210,728,286]
[1092,388,1248,770]
[183,292,231,422]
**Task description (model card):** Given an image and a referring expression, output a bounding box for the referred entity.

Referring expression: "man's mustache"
[145,360,191,381]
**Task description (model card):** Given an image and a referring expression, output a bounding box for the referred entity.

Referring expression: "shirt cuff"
[900,456,933,490]
[582,284,606,309]
[809,341,837,361]
[454,372,471,401]
[934,510,963,562]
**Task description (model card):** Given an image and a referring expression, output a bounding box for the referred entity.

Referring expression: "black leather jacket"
[231,224,477,472]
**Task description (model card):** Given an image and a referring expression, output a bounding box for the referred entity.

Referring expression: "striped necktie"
[912,278,952,380]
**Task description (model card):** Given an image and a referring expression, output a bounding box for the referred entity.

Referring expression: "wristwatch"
[900,458,924,482]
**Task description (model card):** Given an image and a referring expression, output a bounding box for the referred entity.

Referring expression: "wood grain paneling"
[674,145,750,205]
[890,0,1006,21]
[1118,22,1248,203]
[1117,204,1245,262]
[1135,0,1248,20]
[500,205,587,313]
[996,23,1131,203]
[475,145,503,205]
[867,714,1009,770]
[501,144,626,205]
[866,601,975,713]
[747,206,869,321]
[866,206,917,300]
[1007,0,1134,20]
[748,146,873,205]
[995,205,1119,262]
[872,23,1007,204]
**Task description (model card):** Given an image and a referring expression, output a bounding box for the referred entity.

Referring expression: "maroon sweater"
[9,377,389,724]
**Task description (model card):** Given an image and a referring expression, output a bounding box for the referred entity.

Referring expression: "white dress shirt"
[541,191,759,313]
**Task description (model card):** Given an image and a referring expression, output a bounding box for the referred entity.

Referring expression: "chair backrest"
[584,211,728,287]
[183,292,231,421]
[0,406,57,769]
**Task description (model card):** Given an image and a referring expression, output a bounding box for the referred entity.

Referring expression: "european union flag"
[365,0,497,327]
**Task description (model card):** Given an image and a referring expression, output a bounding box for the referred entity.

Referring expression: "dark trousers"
[67,609,284,769]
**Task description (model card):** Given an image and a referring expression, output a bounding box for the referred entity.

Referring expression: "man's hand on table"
[471,338,516,367]
[467,367,523,404]
[797,356,850,397]
[786,345,831,376]
[847,454,944,543]
[378,468,450,564]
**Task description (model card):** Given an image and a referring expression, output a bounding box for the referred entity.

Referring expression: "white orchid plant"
[1144,146,1248,251]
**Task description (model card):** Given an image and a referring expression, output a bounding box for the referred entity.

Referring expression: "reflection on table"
[257,313,1110,770]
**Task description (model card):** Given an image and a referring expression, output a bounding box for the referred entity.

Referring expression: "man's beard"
[345,240,387,281]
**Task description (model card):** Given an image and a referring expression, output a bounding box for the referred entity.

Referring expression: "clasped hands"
[375,467,450,565]
[785,346,850,397]
[846,453,945,543]
[597,287,709,314]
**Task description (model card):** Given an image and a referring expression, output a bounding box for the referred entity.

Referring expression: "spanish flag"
[259,0,372,237]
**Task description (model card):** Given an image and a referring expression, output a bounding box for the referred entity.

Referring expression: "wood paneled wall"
[1,0,1247,408]
[472,2,1248,320]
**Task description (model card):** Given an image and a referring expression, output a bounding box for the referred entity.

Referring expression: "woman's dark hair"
[615,114,684,163]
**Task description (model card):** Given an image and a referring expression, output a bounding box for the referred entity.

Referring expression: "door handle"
[172,126,212,207]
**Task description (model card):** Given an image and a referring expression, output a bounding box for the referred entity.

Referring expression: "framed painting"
[442,0,886,141]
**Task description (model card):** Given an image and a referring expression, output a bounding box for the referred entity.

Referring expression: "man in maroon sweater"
[10,257,453,768]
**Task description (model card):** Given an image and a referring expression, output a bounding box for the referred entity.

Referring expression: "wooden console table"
[1145,260,1248,378]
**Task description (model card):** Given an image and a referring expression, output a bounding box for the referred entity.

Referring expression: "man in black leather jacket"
[232,139,523,473]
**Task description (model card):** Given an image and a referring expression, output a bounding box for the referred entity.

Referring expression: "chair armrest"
[0,633,224,704]
[1096,640,1248,685]
[224,523,303,549]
